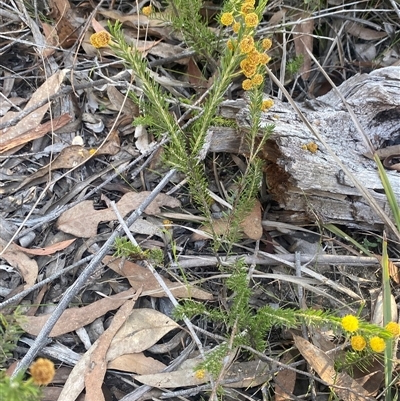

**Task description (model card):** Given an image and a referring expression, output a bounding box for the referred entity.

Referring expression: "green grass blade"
[374,155,400,231]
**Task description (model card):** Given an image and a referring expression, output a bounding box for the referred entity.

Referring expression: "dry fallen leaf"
[274,350,297,400]
[345,22,387,40]
[20,288,138,337]
[192,199,263,241]
[0,70,66,154]
[0,239,38,289]
[103,255,213,300]
[294,335,375,401]
[134,358,272,388]
[106,308,180,361]
[14,239,76,256]
[107,352,166,374]
[85,292,140,401]
[293,12,313,80]
[56,191,181,237]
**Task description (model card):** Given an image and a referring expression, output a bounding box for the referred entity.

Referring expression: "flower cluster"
[219,0,272,96]
[90,31,111,48]
[142,5,152,16]
[342,315,400,354]
[29,358,55,386]
[194,369,206,380]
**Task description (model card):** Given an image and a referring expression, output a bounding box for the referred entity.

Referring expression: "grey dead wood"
[209,67,400,231]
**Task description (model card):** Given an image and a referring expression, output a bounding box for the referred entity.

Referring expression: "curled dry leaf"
[56,191,181,237]
[0,239,38,289]
[14,239,76,256]
[103,255,213,300]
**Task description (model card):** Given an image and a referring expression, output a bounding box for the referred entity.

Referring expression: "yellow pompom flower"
[221,12,234,26]
[242,79,253,91]
[232,22,240,33]
[385,322,400,337]
[262,38,273,51]
[142,5,152,16]
[341,315,359,332]
[90,31,111,48]
[251,74,264,86]
[350,335,366,351]
[194,369,206,380]
[240,59,256,78]
[239,36,254,53]
[247,49,261,65]
[261,99,274,111]
[306,142,318,153]
[245,13,259,28]
[30,358,55,386]
[259,53,272,65]
[369,336,386,353]
[241,3,255,14]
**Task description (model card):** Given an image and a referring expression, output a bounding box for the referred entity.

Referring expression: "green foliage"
[0,310,24,367]
[165,0,219,61]
[176,261,396,376]
[0,311,42,401]
[0,373,41,401]
[113,237,163,265]
[334,350,375,376]
[286,55,304,76]
[210,116,238,128]
[197,343,229,377]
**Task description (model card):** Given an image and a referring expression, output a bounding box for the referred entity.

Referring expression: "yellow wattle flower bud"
[90,31,111,48]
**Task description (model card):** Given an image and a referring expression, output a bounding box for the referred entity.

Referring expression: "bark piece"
[210,67,400,230]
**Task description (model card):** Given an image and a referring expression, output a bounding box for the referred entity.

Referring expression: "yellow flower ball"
[259,53,272,65]
[369,336,386,353]
[261,99,274,111]
[194,369,206,380]
[241,3,255,14]
[90,31,111,48]
[251,73,264,86]
[247,49,261,65]
[142,5,152,16]
[242,79,253,91]
[350,335,366,351]
[29,358,55,386]
[232,22,240,33]
[245,12,259,28]
[385,322,400,337]
[306,142,318,153]
[239,36,254,53]
[240,59,256,78]
[221,12,234,26]
[262,38,272,51]
[341,315,359,332]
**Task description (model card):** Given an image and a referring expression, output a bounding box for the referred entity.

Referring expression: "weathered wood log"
[209,66,400,230]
